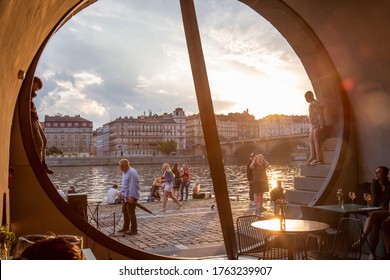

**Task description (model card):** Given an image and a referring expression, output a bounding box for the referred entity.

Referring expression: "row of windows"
[48,141,88,147]
[45,122,91,127]
[47,135,91,139]
[45,128,92,133]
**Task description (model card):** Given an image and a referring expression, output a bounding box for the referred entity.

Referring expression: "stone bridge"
[220,133,310,163]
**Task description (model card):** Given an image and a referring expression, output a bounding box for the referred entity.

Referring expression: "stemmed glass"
[349,191,356,205]
[363,193,372,207]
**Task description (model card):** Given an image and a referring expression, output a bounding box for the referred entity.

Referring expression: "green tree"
[47,146,63,156]
[157,140,177,155]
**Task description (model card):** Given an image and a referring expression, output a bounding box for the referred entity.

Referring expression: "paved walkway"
[92,198,276,258]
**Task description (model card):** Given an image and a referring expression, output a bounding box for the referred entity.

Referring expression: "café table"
[312,204,384,218]
[251,219,329,260]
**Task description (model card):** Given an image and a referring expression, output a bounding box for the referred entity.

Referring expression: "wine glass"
[363,193,372,207]
[349,191,356,205]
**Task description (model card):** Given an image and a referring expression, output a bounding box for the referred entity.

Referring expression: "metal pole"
[179,0,237,259]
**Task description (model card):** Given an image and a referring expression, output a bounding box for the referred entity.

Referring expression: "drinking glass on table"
[349,191,356,204]
[363,192,372,207]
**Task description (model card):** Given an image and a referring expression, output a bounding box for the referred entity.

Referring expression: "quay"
[90,198,275,259]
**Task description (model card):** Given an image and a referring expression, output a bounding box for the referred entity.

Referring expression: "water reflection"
[49,163,300,201]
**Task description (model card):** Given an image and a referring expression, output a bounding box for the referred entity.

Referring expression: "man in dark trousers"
[118,159,140,235]
[247,153,255,206]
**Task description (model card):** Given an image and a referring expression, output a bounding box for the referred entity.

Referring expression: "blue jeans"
[180,181,190,200]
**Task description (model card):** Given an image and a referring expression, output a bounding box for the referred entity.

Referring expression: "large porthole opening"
[15,0,347,260]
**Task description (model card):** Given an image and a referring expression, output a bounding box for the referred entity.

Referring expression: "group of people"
[148,163,193,204]
[115,160,196,235]
[54,184,77,200]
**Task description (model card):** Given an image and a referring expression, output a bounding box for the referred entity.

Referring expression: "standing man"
[304,90,325,165]
[247,153,255,206]
[31,76,53,174]
[118,159,140,235]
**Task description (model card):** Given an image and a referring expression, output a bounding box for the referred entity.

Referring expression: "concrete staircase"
[285,137,337,218]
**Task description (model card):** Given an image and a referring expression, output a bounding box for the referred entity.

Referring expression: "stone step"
[300,163,331,177]
[323,137,337,151]
[285,189,316,205]
[285,203,304,219]
[322,150,334,164]
[294,176,325,191]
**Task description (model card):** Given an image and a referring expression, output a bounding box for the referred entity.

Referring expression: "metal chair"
[307,217,363,260]
[300,205,341,257]
[236,215,288,259]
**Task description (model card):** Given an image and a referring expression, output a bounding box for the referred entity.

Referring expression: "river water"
[49,163,300,202]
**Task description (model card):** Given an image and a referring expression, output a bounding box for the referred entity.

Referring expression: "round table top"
[252,219,329,233]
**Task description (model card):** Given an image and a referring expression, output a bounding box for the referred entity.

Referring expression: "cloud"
[35,0,312,128]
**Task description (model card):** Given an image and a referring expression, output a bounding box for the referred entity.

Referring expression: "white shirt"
[107,188,119,204]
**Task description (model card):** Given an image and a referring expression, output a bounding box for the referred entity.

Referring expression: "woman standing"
[160,163,182,212]
[180,163,191,201]
[171,163,181,199]
[250,154,269,213]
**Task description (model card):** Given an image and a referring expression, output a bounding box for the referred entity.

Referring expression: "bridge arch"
[267,139,309,164]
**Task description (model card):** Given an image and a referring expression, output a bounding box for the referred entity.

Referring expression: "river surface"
[49,163,300,201]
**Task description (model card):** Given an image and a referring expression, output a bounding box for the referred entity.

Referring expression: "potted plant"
[0,225,16,260]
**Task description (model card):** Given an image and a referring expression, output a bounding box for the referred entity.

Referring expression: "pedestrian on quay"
[250,153,270,213]
[30,76,53,174]
[179,163,191,201]
[171,163,181,199]
[118,159,140,235]
[160,163,182,212]
[247,152,255,207]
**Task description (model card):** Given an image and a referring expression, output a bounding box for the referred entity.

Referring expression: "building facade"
[44,114,93,157]
[96,108,187,157]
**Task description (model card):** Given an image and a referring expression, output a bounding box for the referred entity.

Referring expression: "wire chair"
[307,217,363,260]
[236,215,288,259]
[263,233,306,260]
[300,205,341,257]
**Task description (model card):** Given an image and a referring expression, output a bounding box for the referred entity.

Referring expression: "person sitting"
[148,178,162,202]
[19,236,85,260]
[270,180,285,215]
[107,184,121,204]
[68,186,77,194]
[54,184,66,200]
[359,166,390,259]
[192,180,205,199]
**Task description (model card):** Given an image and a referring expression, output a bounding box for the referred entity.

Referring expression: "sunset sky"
[35,0,313,128]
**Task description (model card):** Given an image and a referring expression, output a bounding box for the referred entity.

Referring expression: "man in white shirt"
[118,159,140,235]
[107,184,121,204]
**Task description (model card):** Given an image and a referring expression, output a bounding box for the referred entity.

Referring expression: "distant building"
[185,110,259,155]
[258,114,310,137]
[44,114,93,157]
[96,108,186,157]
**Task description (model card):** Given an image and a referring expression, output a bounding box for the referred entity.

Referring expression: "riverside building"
[96,108,186,157]
[44,114,93,157]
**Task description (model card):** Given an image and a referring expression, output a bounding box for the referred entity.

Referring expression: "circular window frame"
[17,0,349,259]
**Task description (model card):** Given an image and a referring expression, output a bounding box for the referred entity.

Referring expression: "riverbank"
[46,155,207,166]
[93,198,276,258]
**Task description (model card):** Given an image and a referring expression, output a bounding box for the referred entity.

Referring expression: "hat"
[250,153,255,157]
